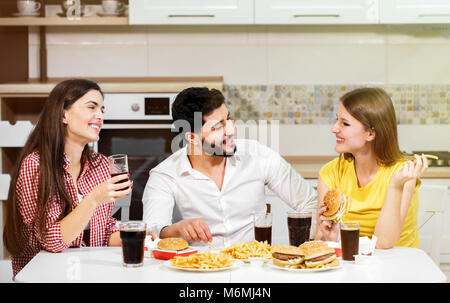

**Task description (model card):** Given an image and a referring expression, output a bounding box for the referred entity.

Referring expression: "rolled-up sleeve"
[142,171,176,236]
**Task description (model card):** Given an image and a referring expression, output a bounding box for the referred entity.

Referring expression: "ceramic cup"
[17,0,41,14]
[102,0,124,14]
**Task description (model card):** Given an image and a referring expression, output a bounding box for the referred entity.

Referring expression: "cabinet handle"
[168,14,215,18]
[293,14,340,18]
[417,14,450,17]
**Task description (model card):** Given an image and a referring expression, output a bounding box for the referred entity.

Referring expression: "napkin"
[359,235,377,256]
[145,236,160,249]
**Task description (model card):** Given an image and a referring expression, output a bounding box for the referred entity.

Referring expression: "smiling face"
[62,89,104,146]
[332,102,375,155]
[200,103,236,157]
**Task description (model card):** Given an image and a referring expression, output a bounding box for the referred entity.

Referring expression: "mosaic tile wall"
[223,85,450,125]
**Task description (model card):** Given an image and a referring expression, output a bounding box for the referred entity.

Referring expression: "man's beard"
[202,137,236,157]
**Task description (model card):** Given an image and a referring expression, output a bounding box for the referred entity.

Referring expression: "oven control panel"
[103,93,177,120]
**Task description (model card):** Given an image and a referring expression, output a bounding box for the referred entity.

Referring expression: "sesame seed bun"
[157,237,189,251]
[322,189,351,222]
[323,188,341,217]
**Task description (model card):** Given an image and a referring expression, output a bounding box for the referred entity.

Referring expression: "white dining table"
[15,245,446,283]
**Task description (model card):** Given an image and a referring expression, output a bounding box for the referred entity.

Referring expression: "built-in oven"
[93,93,178,221]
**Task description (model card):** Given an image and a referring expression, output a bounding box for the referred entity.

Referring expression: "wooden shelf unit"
[0,16,129,26]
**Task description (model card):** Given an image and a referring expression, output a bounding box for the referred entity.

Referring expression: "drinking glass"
[287,211,312,246]
[340,221,360,261]
[120,221,146,267]
[254,213,272,245]
[108,154,129,187]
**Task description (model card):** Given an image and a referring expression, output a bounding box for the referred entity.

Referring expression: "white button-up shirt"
[142,139,317,247]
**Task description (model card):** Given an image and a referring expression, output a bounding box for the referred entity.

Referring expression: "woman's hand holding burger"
[318,202,340,242]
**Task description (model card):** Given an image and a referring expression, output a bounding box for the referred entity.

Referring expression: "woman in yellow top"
[315,87,428,249]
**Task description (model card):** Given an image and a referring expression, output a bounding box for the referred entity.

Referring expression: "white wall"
[28,25,450,85]
[27,25,450,153]
[236,124,450,156]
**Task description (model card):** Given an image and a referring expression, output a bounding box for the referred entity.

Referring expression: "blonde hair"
[340,87,406,166]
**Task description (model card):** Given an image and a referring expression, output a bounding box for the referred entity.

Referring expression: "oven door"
[96,124,175,220]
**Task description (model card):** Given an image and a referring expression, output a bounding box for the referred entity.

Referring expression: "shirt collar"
[176,146,241,177]
[63,153,71,171]
[177,147,193,176]
[63,152,90,177]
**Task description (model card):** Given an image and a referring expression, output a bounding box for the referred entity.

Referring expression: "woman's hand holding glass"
[87,173,132,205]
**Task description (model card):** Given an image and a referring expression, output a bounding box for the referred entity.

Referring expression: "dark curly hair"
[172,87,225,134]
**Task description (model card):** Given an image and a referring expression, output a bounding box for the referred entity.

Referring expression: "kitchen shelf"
[0,174,11,200]
[0,77,224,94]
[0,121,34,147]
[0,16,128,26]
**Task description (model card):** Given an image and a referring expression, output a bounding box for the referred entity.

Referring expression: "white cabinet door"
[420,179,450,263]
[380,0,450,24]
[129,0,253,25]
[255,0,379,24]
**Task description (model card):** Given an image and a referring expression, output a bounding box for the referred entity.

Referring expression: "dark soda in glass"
[111,172,130,188]
[287,212,312,246]
[119,221,146,267]
[340,222,360,261]
[254,226,272,245]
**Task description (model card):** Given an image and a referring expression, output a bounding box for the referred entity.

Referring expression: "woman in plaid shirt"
[3,79,133,279]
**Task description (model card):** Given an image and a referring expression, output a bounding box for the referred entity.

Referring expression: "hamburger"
[322,188,351,222]
[157,237,189,251]
[272,246,305,268]
[300,240,339,268]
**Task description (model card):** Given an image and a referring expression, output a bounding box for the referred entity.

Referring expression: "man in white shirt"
[142,87,317,247]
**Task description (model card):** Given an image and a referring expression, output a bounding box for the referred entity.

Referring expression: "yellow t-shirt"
[319,156,420,248]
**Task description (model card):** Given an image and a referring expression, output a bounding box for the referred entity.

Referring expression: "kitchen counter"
[0,77,223,95]
[284,156,450,179]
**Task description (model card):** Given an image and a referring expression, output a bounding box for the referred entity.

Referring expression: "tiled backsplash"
[224,84,450,125]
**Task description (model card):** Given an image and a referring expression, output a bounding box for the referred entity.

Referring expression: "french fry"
[424,154,439,160]
[170,251,235,269]
[221,240,273,259]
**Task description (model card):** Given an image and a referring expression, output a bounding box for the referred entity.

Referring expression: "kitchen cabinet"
[380,0,450,24]
[2,1,450,26]
[0,95,44,259]
[255,0,379,24]
[129,0,253,25]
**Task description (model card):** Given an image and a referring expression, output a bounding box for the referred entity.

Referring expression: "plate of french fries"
[221,240,275,262]
[166,251,242,272]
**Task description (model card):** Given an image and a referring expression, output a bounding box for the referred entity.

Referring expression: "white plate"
[165,260,243,272]
[266,260,342,273]
[235,257,270,264]
[12,12,40,17]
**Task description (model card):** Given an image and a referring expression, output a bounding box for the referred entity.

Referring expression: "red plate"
[151,248,198,260]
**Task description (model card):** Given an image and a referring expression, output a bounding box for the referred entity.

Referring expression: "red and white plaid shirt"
[12,151,119,277]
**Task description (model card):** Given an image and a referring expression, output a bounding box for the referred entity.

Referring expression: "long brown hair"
[3,79,103,255]
[340,87,406,166]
